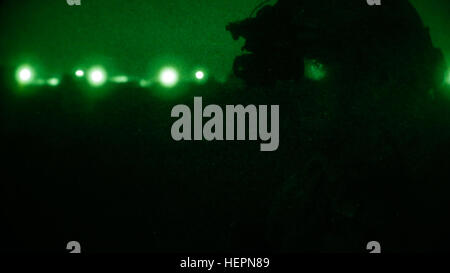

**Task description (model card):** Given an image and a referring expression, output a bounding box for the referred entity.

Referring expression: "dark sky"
[0,0,448,81]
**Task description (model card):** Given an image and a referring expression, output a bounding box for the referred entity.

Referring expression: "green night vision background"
[0,0,449,81]
[0,0,450,253]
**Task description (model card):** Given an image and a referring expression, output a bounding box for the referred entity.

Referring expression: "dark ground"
[1,63,450,252]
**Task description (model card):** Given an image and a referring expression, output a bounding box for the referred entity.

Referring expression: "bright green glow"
[139,79,150,87]
[445,70,450,85]
[75,70,85,77]
[88,67,107,87]
[16,66,34,84]
[159,67,179,87]
[20,69,32,81]
[47,78,60,86]
[304,59,326,81]
[195,71,205,80]
[112,75,129,83]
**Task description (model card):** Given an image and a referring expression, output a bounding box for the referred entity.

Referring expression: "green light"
[304,59,326,81]
[159,67,179,87]
[111,75,129,83]
[195,71,205,80]
[88,67,107,87]
[445,70,450,85]
[47,78,60,86]
[75,70,85,77]
[20,69,32,81]
[139,79,150,87]
[16,65,34,84]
